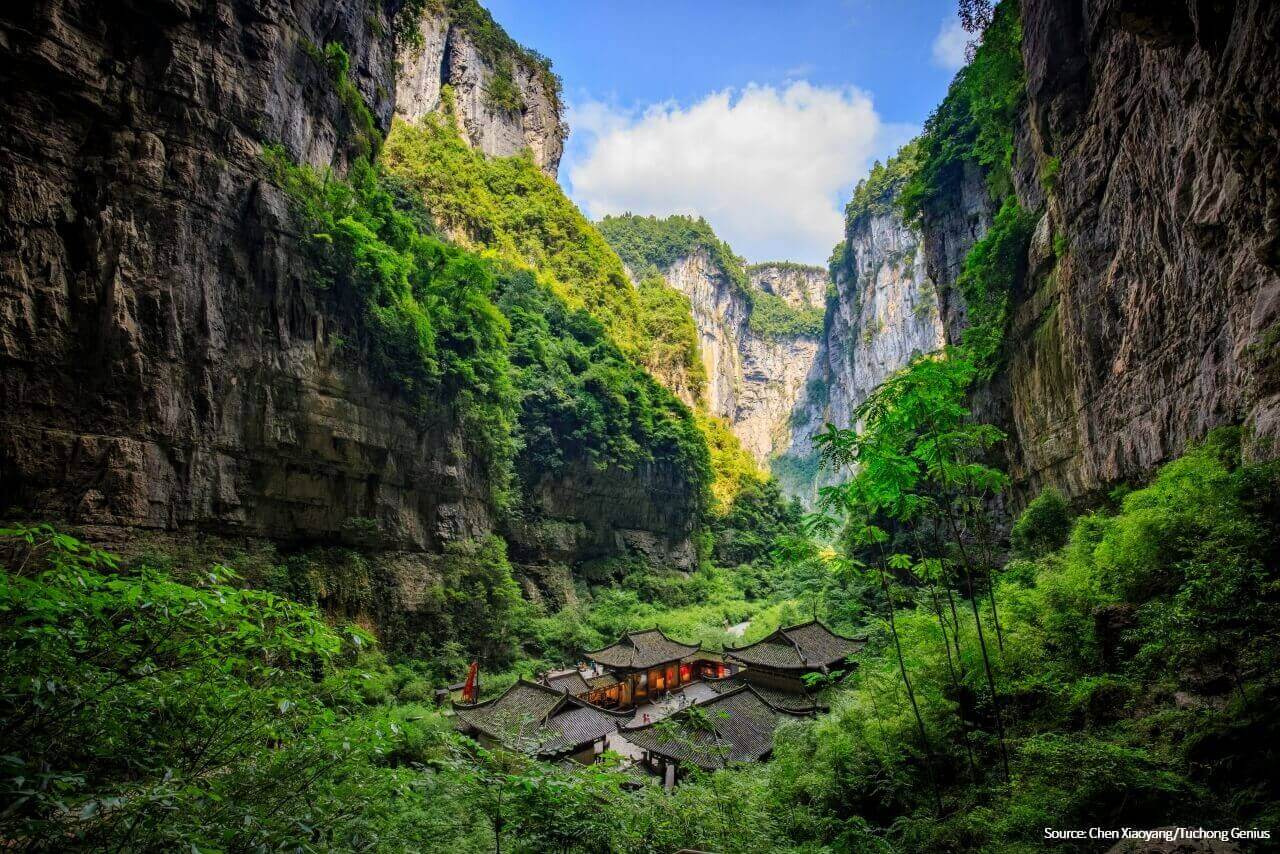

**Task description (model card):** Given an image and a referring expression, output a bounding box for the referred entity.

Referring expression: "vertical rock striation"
[779,207,945,502]
[0,0,487,550]
[658,253,824,465]
[919,0,1280,505]
[0,0,697,606]
[395,8,566,176]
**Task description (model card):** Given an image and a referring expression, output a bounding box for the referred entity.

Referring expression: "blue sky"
[485,1,967,264]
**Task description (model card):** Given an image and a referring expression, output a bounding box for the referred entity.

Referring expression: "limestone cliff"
[778,205,945,502]
[919,0,1280,505]
[656,253,824,465]
[748,263,830,310]
[0,0,698,628]
[396,4,566,176]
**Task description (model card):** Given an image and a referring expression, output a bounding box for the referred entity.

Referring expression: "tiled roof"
[726,620,865,673]
[619,685,811,770]
[454,680,628,757]
[703,674,823,713]
[542,670,590,696]
[586,673,618,690]
[586,628,700,671]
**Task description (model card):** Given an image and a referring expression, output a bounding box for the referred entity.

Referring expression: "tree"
[814,350,1011,782]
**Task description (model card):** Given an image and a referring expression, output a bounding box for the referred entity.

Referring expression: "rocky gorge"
[0,0,698,630]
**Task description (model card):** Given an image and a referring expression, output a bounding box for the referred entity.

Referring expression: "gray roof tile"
[619,685,811,770]
[454,680,628,757]
[586,628,699,670]
[726,620,864,673]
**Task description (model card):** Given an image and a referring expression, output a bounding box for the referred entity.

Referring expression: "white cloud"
[931,17,970,71]
[565,83,908,264]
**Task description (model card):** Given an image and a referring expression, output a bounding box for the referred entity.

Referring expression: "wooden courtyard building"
[724,619,865,695]
[582,628,734,708]
[453,621,864,780]
[620,684,815,786]
[453,679,631,764]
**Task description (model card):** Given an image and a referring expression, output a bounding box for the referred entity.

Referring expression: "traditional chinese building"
[583,628,730,707]
[453,679,631,764]
[454,621,863,776]
[724,620,865,694]
[619,683,815,786]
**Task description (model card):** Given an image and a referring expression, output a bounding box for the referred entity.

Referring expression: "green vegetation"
[9,412,1278,852]
[302,41,380,158]
[597,213,751,296]
[381,117,647,363]
[885,0,1032,377]
[381,115,762,504]
[899,0,1025,221]
[954,196,1038,374]
[598,212,826,342]
[262,145,517,503]
[844,139,922,229]
[1039,155,1061,193]
[747,290,825,340]
[394,0,562,114]
[495,264,709,483]
[1010,486,1072,557]
[637,274,708,403]
[744,261,827,276]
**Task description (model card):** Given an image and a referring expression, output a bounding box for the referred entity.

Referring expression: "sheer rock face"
[0,0,696,583]
[0,0,481,552]
[395,12,566,176]
[665,250,749,421]
[660,254,823,464]
[749,264,828,310]
[921,0,1280,505]
[782,210,945,502]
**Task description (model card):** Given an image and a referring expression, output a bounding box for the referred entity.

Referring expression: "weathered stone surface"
[659,253,823,465]
[749,263,828,310]
[395,11,566,176]
[782,208,945,502]
[920,0,1280,505]
[0,0,494,551]
[0,0,695,583]
[505,459,699,571]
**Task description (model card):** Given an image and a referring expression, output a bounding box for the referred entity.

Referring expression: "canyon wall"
[778,206,945,502]
[659,253,823,465]
[0,0,698,627]
[395,9,566,176]
[920,0,1280,505]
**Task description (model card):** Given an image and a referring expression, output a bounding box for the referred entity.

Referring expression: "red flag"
[462,661,479,704]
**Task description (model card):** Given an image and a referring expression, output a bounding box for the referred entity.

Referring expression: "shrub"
[1011,486,1072,557]
[748,290,824,340]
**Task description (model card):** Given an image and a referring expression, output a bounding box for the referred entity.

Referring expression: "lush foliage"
[7,424,1278,851]
[263,145,518,503]
[899,0,1025,221]
[747,290,825,340]
[953,196,1038,373]
[597,213,751,296]
[396,0,563,114]
[381,116,649,364]
[495,264,710,484]
[1010,486,1072,557]
[301,40,381,158]
[844,139,922,230]
[380,119,763,502]
[599,212,825,342]
[637,273,708,403]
